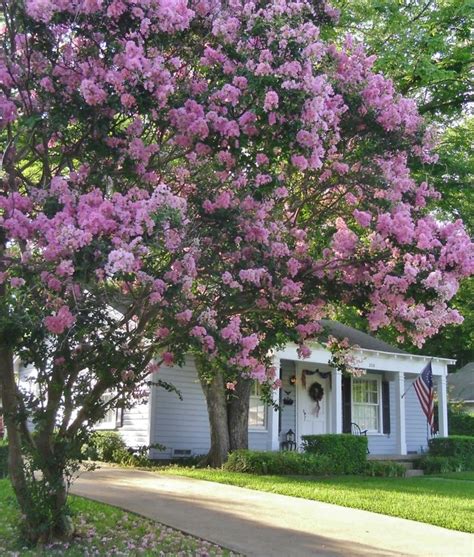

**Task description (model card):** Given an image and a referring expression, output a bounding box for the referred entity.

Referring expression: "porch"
[269,330,453,456]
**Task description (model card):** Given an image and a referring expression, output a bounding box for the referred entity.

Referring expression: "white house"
[91,320,453,459]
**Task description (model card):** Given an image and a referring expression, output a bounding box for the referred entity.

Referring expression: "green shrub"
[0,440,8,478]
[364,460,406,477]
[224,450,334,475]
[429,436,474,468]
[416,456,466,474]
[448,407,474,437]
[83,431,127,463]
[301,434,368,474]
[415,436,474,474]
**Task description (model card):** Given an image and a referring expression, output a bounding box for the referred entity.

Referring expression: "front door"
[297,376,328,445]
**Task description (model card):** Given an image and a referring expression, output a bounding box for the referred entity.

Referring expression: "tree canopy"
[0,0,472,542]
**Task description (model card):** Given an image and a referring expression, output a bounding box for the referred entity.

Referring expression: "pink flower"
[297,344,311,359]
[176,309,192,322]
[80,79,107,106]
[226,381,236,391]
[44,306,75,335]
[263,90,279,112]
[10,277,25,288]
[162,351,174,365]
[291,155,308,171]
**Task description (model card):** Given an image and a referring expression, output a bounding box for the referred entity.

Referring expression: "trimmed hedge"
[301,434,368,474]
[416,456,466,474]
[416,436,474,474]
[0,440,7,478]
[224,450,334,475]
[429,436,474,464]
[448,408,474,437]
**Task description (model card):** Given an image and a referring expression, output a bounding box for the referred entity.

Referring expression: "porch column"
[270,355,281,450]
[437,373,448,438]
[331,369,342,434]
[395,372,407,455]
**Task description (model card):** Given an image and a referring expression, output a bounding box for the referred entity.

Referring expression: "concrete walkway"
[71,467,474,557]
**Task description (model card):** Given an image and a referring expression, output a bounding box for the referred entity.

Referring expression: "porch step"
[405,469,424,478]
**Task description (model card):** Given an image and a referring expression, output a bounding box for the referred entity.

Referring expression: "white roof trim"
[301,341,455,365]
[351,347,456,365]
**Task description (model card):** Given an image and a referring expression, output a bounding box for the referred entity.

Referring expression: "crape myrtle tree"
[0,0,473,543]
[330,0,474,366]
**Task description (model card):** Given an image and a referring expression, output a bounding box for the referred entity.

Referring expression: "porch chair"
[351,422,370,454]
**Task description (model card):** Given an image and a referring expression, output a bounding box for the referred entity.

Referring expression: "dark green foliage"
[82,431,164,466]
[429,436,474,464]
[416,456,467,474]
[224,450,334,475]
[82,431,127,463]
[448,406,474,437]
[301,434,368,474]
[364,460,406,477]
[417,436,474,474]
[0,441,7,478]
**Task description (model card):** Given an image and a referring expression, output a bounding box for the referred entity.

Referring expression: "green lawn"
[0,479,238,556]
[161,467,474,533]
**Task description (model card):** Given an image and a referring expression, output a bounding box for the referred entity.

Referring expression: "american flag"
[413,362,436,434]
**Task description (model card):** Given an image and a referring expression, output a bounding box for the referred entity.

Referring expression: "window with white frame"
[249,382,266,429]
[352,377,381,433]
[95,392,117,430]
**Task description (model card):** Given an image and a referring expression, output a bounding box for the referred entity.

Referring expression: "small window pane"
[352,379,380,432]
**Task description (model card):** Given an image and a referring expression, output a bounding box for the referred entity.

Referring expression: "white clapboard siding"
[118,401,151,449]
[405,380,430,453]
[367,378,398,455]
[150,356,211,459]
[150,356,274,458]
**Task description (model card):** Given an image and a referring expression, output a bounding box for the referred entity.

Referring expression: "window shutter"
[342,376,351,433]
[382,380,390,434]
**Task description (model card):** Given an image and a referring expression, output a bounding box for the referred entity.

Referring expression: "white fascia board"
[276,342,454,376]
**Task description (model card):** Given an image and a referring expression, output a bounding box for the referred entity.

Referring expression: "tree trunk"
[228,378,252,451]
[0,347,72,543]
[0,348,33,522]
[197,358,230,467]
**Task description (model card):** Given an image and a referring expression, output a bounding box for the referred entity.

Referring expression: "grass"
[0,479,239,556]
[430,471,474,481]
[161,467,474,533]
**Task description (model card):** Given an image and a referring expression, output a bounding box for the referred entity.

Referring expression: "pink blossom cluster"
[1,0,472,394]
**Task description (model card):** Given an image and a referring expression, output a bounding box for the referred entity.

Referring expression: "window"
[352,378,381,433]
[249,382,266,429]
[95,392,117,430]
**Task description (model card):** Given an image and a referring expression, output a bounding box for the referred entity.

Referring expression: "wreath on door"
[308,381,324,417]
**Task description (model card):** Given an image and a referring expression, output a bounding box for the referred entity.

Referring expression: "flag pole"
[400,381,414,399]
[401,358,433,399]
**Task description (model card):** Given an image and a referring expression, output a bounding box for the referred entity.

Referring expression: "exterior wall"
[150,356,274,459]
[150,356,210,459]
[280,361,296,444]
[366,376,398,455]
[405,379,430,453]
[17,363,38,432]
[118,401,151,449]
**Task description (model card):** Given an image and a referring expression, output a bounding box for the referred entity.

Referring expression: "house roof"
[448,362,474,402]
[320,320,408,355]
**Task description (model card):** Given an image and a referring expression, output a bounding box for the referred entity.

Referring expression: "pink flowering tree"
[1,0,473,542]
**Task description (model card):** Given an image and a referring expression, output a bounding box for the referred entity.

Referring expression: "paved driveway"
[71,467,473,557]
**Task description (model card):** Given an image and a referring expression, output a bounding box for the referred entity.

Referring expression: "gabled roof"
[320,320,408,355]
[448,362,474,401]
